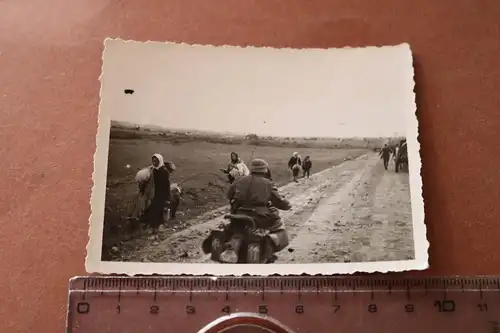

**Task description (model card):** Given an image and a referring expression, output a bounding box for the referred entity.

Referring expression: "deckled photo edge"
[404,44,429,270]
[102,36,411,54]
[85,41,427,276]
[85,39,114,274]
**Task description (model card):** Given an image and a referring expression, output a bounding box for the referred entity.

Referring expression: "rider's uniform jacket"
[227,174,291,232]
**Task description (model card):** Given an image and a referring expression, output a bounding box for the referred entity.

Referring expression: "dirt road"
[123,152,415,264]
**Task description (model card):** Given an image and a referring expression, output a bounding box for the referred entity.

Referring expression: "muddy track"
[124,152,414,264]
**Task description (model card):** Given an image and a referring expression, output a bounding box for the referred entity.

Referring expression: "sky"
[100,39,416,138]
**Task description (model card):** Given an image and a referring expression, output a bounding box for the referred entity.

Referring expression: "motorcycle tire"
[246,243,261,264]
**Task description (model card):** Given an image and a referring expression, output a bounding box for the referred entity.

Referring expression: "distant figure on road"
[220,152,250,184]
[302,156,312,178]
[393,145,399,161]
[288,152,302,182]
[379,144,392,170]
[395,139,409,173]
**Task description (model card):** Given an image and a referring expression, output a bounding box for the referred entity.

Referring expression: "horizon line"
[110,120,406,140]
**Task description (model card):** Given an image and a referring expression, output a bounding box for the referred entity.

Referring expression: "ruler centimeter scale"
[67,276,500,333]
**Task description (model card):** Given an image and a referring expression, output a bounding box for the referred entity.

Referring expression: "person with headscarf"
[130,153,171,237]
[220,152,250,184]
[287,152,302,182]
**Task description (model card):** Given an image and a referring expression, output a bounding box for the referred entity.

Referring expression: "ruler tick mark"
[442,280,448,300]
[82,280,87,301]
[334,280,338,301]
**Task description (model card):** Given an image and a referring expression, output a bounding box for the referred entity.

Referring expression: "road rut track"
[123,152,414,264]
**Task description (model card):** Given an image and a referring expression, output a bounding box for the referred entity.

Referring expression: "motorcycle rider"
[220,158,292,262]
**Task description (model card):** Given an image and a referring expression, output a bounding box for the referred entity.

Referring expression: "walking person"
[379,144,392,170]
[302,156,312,178]
[220,152,250,184]
[288,152,302,182]
[132,153,171,239]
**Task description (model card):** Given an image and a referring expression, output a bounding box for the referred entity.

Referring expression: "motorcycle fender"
[266,233,280,248]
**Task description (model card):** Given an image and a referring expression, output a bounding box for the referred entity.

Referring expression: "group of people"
[221,151,313,185]
[128,150,314,247]
[287,152,312,182]
[379,139,408,170]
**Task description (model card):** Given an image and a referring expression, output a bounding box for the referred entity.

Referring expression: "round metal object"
[198,312,295,333]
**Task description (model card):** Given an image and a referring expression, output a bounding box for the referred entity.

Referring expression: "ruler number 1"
[477,303,488,312]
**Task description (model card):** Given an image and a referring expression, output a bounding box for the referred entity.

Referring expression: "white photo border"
[86,38,428,276]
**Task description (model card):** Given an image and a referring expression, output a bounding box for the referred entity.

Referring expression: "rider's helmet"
[249,159,269,175]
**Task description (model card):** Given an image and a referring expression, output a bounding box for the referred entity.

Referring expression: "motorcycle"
[202,207,277,264]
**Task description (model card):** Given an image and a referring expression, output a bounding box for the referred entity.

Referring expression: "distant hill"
[109,120,405,150]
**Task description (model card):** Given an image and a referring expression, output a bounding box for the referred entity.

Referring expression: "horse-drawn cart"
[395,141,409,173]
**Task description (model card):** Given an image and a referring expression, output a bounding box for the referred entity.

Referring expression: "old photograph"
[86,39,427,275]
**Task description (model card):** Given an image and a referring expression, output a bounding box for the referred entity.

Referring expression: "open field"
[102,130,370,260]
[121,153,414,264]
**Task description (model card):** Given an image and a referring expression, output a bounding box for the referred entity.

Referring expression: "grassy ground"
[102,135,369,259]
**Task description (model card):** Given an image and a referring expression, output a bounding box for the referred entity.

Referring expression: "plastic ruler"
[66,276,500,332]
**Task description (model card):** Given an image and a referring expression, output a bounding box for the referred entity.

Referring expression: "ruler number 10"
[434,300,456,312]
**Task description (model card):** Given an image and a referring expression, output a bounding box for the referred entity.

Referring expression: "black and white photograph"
[86,39,427,275]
